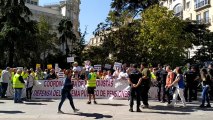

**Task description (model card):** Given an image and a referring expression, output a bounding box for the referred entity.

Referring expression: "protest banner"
[36,64,41,69]
[94,64,102,71]
[104,64,111,69]
[67,57,74,63]
[47,64,52,69]
[7,79,158,99]
[113,62,122,70]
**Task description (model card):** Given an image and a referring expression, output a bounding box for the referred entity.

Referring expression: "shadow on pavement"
[0,110,25,114]
[98,103,127,106]
[64,112,113,119]
[77,112,113,119]
[148,105,213,112]
[148,105,195,112]
[24,102,47,105]
[143,111,190,115]
[25,99,54,102]
[0,101,5,104]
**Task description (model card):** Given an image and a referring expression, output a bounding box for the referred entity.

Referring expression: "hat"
[89,67,94,71]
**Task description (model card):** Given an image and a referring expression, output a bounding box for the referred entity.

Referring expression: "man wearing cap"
[13,69,25,103]
[86,67,97,104]
[72,62,81,72]
[0,67,11,98]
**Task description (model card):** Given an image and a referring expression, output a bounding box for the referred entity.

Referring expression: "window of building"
[27,0,30,3]
[203,10,209,23]
[186,1,190,8]
[34,2,38,5]
[196,14,201,23]
[173,4,183,17]
[195,0,210,9]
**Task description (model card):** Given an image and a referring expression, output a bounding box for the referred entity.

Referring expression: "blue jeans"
[201,85,210,105]
[58,89,75,111]
[14,88,23,103]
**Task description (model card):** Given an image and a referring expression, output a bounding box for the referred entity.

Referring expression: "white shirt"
[73,66,81,72]
[26,74,34,88]
[0,70,11,83]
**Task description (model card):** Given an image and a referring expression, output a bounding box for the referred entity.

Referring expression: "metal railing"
[196,18,211,24]
[195,0,210,9]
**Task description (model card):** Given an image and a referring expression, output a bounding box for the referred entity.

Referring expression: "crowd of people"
[0,61,213,112]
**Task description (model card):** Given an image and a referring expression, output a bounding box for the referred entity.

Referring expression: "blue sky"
[39,0,112,43]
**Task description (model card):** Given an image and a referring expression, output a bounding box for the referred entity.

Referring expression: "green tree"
[111,0,159,18]
[0,0,37,67]
[138,5,192,66]
[58,19,77,57]
[36,15,58,67]
[82,46,112,65]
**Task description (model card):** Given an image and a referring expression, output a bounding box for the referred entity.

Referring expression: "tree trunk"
[8,41,15,67]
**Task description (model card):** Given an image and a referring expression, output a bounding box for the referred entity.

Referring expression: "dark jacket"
[62,77,73,91]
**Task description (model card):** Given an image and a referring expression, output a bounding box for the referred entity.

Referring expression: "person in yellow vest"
[35,67,44,80]
[0,69,2,81]
[21,68,29,80]
[11,68,17,80]
[86,67,97,104]
[13,69,25,103]
[30,68,36,78]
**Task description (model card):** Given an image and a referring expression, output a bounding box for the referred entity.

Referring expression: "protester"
[156,64,164,102]
[11,68,17,80]
[13,69,25,103]
[46,69,59,80]
[184,66,197,102]
[168,67,186,107]
[26,70,34,101]
[86,68,97,104]
[117,70,128,81]
[72,68,80,80]
[140,62,151,108]
[35,67,44,80]
[128,64,142,112]
[165,66,175,105]
[21,68,29,80]
[207,64,213,100]
[200,68,211,108]
[72,62,81,74]
[79,67,86,80]
[113,67,120,79]
[104,70,113,80]
[58,69,79,113]
[0,67,11,98]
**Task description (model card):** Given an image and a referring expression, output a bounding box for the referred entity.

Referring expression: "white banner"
[7,79,158,99]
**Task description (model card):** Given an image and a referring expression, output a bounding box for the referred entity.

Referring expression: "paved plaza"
[0,98,212,120]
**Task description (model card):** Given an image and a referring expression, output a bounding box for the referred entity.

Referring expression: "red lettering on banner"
[100,90,106,97]
[106,90,129,98]
[97,80,113,87]
[44,81,64,87]
[81,90,87,97]
[53,90,61,96]
[72,80,86,87]
[95,90,99,96]
[71,90,81,97]
[33,90,53,96]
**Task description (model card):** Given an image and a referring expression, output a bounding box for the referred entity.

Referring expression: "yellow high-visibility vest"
[13,74,24,88]
[87,72,97,87]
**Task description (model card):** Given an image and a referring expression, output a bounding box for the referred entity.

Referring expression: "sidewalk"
[0,98,212,120]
